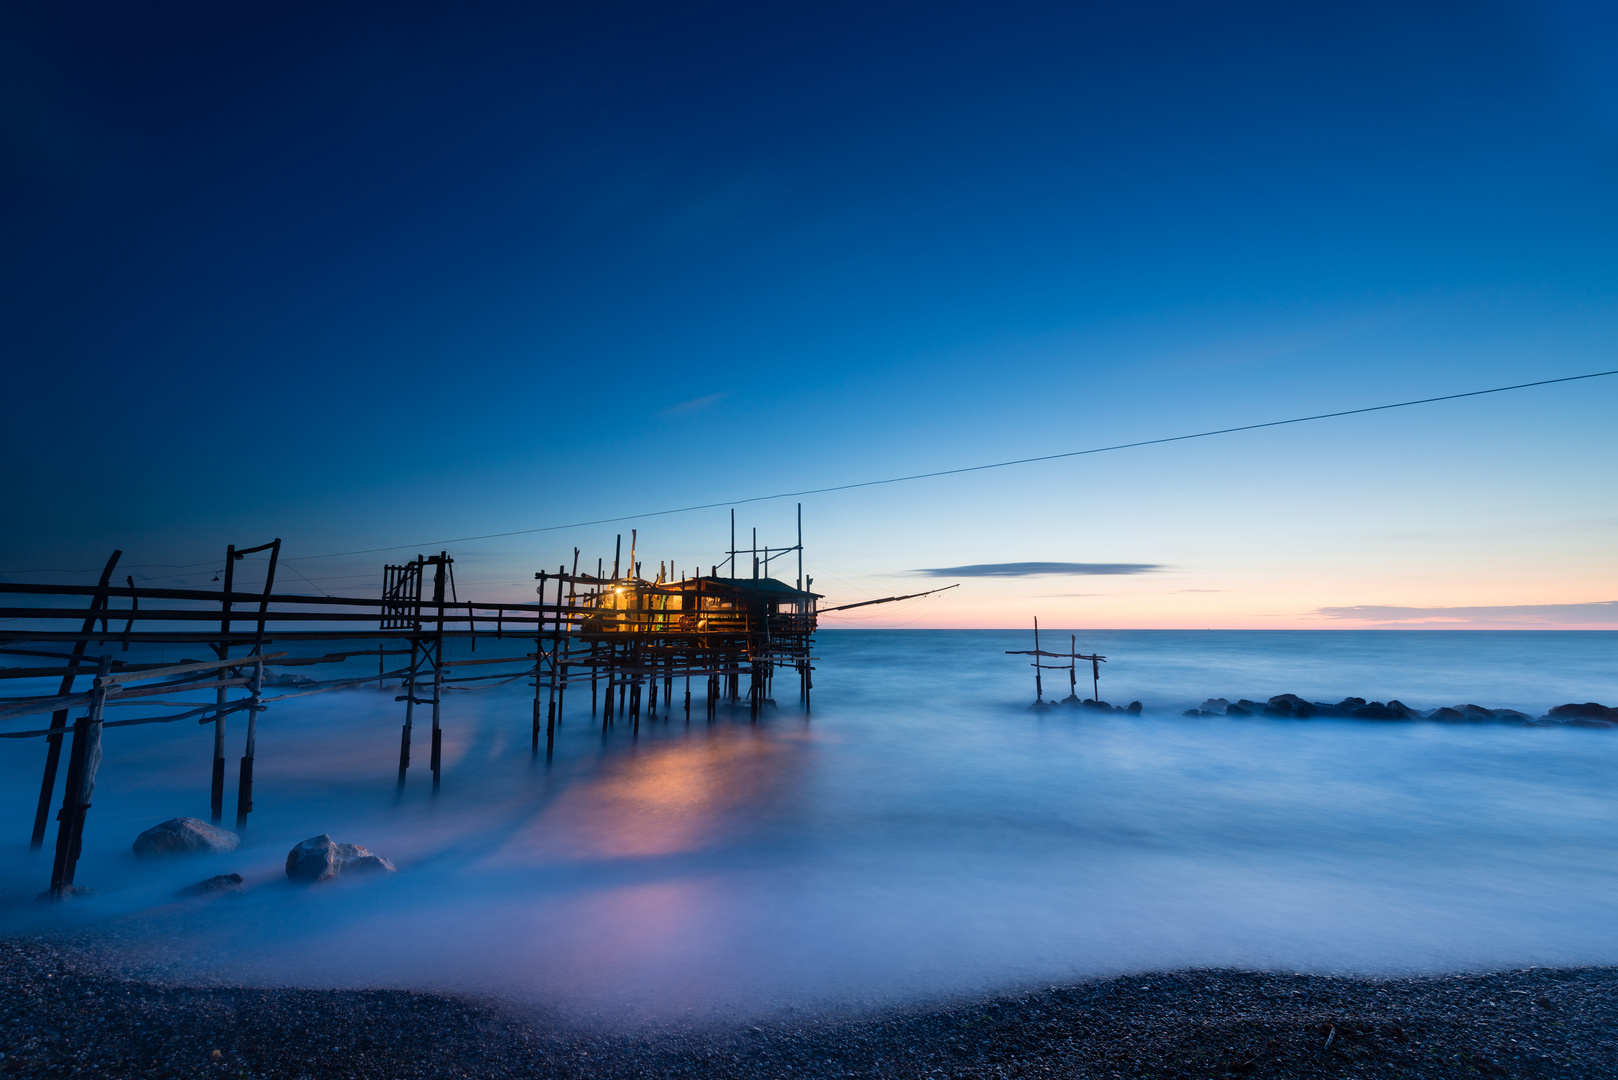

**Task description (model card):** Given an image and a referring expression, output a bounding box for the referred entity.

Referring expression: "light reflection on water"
[0,630,1614,1016]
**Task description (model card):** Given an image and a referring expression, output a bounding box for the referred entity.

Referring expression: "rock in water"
[1546,702,1617,725]
[132,817,240,859]
[179,873,244,896]
[285,835,397,883]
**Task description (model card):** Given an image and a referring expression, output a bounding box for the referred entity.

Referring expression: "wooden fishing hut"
[553,560,821,735]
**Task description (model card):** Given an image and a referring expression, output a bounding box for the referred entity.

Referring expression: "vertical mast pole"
[1033,617,1043,704]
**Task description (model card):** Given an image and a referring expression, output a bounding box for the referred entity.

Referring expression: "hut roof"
[673,576,822,600]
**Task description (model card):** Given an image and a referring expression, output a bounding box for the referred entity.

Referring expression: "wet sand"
[3,938,1615,1078]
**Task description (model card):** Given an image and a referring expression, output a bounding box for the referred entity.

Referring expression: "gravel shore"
[2,938,1614,1079]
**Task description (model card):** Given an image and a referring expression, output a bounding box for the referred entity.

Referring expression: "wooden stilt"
[48,655,112,900]
[545,566,562,759]
[235,655,262,830]
[532,573,546,754]
[430,553,446,791]
[212,544,235,823]
[236,538,279,828]
[32,550,120,849]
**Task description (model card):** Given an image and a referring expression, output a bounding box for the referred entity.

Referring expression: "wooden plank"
[101,652,289,685]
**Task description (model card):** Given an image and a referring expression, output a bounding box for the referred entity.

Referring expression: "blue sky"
[3,1,1615,626]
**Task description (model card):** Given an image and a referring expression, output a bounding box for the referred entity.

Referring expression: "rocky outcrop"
[285,835,397,883]
[1043,698,1144,713]
[1180,695,1615,727]
[132,818,240,859]
[1546,703,1618,727]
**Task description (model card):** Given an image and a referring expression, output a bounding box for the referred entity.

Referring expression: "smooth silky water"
[1,630,1615,1018]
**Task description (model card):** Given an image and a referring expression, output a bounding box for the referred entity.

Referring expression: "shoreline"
[4,939,1614,1078]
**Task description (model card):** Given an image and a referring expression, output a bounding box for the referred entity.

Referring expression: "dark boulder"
[1425,707,1467,722]
[1225,703,1252,717]
[1308,701,1348,717]
[1199,698,1230,713]
[1386,700,1422,720]
[1334,697,1367,710]
[1546,703,1617,723]
[133,817,240,859]
[1457,704,1497,721]
[285,835,397,884]
[1350,702,1404,721]
[1124,701,1142,715]
[1264,694,1314,718]
[179,873,244,897]
[1493,709,1535,724]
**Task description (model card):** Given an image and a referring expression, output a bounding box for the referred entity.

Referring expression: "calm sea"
[1,629,1614,1017]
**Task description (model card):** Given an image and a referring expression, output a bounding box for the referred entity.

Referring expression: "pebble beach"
[4,938,1615,1079]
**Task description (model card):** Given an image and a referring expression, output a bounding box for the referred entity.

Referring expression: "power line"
[275,367,1618,562]
[4,368,1614,575]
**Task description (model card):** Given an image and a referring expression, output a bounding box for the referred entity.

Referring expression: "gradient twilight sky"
[3,1,1616,628]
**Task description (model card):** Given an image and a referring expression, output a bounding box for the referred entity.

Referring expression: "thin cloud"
[660,392,728,416]
[1315,601,1618,627]
[914,562,1162,577]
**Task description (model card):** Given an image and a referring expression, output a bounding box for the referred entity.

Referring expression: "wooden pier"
[0,512,822,901]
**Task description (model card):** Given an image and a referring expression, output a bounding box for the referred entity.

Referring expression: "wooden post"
[236,538,279,828]
[1070,635,1078,701]
[32,550,120,849]
[545,566,563,759]
[400,637,418,784]
[399,554,425,786]
[540,569,553,757]
[664,654,673,724]
[212,543,235,823]
[235,655,263,829]
[1033,617,1044,704]
[49,655,112,900]
[430,553,446,790]
[559,548,578,726]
